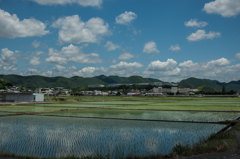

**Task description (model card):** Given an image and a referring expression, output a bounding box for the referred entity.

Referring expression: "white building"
[33,93,44,102]
[153,82,163,86]
[88,84,105,88]
[0,93,44,102]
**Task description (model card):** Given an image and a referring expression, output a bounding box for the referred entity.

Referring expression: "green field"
[38,109,240,122]
[0,106,80,112]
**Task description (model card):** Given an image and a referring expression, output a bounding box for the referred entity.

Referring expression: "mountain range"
[0,74,240,91]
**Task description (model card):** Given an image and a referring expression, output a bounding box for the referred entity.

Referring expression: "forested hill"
[179,77,240,91]
[1,74,240,91]
[0,74,162,89]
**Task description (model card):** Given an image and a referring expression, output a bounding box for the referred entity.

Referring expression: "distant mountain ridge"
[178,77,240,91]
[0,74,240,91]
[0,74,162,89]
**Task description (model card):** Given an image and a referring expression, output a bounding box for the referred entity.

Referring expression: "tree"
[222,86,226,95]
[116,91,121,96]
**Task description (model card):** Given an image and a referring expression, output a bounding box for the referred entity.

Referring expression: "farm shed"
[33,93,44,102]
[0,93,44,102]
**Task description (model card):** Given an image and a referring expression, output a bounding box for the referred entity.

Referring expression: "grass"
[0,106,80,113]
[169,122,240,157]
[45,96,240,111]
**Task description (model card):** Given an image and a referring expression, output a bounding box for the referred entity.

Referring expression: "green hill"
[179,77,240,91]
[0,74,162,89]
[0,74,107,89]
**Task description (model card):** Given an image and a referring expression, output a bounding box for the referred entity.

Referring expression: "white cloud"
[53,65,66,72]
[143,59,181,77]
[179,60,198,68]
[32,40,41,48]
[0,9,49,38]
[46,56,67,64]
[31,0,103,7]
[235,53,240,59]
[104,41,120,51]
[208,58,230,66]
[143,41,160,54]
[178,57,234,81]
[147,59,178,71]
[41,71,53,77]
[73,62,141,76]
[3,65,17,72]
[115,11,137,25]
[118,52,134,60]
[52,15,109,44]
[28,68,39,73]
[0,48,17,65]
[30,57,41,66]
[184,19,208,27]
[203,0,240,17]
[187,30,221,41]
[72,67,108,77]
[36,51,44,55]
[110,61,143,70]
[46,44,102,64]
[169,44,181,52]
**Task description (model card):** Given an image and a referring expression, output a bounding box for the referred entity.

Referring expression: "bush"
[172,143,191,155]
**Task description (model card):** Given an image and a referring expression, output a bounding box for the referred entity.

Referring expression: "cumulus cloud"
[70,61,144,77]
[28,68,39,73]
[179,60,198,68]
[41,71,53,77]
[147,59,178,71]
[53,65,66,72]
[118,52,134,60]
[104,41,120,51]
[31,0,103,7]
[0,48,18,65]
[187,30,221,41]
[3,65,17,72]
[184,19,208,27]
[46,56,67,64]
[208,58,230,66]
[144,59,181,77]
[110,61,143,70]
[46,44,102,64]
[30,57,41,66]
[178,57,235,81]
[32,40,41,48]
[115,11,137,25]
[0,9,49,38]
[235,53,240,59]
[52,15,109,44]
[203,0,240,17]
[143,41,160,54]
[169,44,181,52]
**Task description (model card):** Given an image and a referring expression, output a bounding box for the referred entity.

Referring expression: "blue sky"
[0,0,240,82]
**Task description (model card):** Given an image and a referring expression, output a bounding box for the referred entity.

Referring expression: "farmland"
[0,96,240,158]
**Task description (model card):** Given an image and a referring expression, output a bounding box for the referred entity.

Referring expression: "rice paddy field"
[0,96,240,158]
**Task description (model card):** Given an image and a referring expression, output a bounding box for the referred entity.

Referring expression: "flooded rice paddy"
[0,98,240,158]
[39,109,240,122]
[0,115,225,158]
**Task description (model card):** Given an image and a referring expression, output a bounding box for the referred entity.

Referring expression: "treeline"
[196,85,236,95]
[0,79,13,89]
[73,84,175,93]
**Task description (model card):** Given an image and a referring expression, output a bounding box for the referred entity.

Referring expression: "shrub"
[172,143,191,155]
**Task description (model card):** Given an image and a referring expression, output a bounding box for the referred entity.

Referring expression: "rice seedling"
[0,115,226,159]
